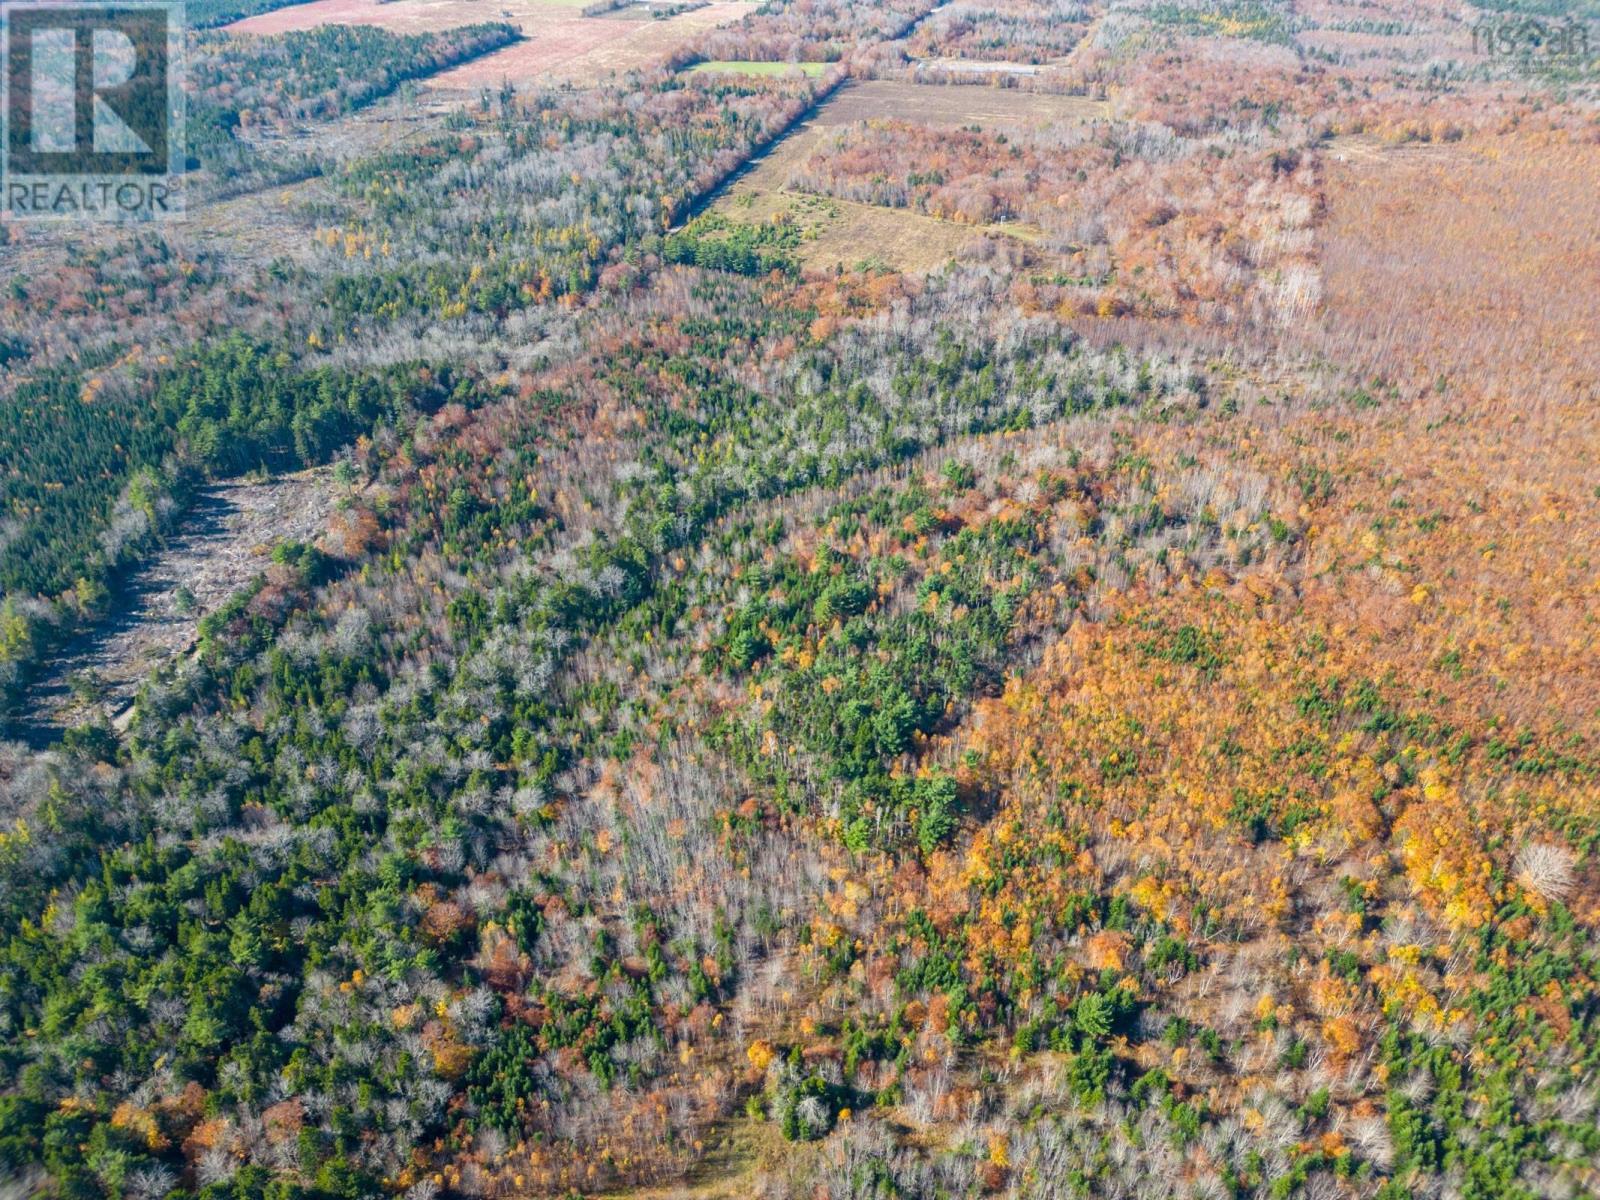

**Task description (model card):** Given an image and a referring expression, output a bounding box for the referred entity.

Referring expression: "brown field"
[910,58,1048,76]
[433,1,756,88]
[232,0,592,36]
[702,78,1100,274]
[817,78,1108,130]
[1320,133,1472,165]
[229,0,758,88]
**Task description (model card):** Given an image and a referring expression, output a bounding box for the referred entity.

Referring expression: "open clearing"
[432,2,756,88]
[720,190,1000,274]
[589,1118,792,1200]
[816,79,1107,129]
[702,79,1103,273]
[713,79,1108,201]
[232,0,602,35]
[910,57,1049,76]
[197,92,463,263]
[230,0,759,88]
[687,59,829,76]
[15,469,337,746]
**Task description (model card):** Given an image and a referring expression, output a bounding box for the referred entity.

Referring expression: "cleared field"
[229,0,758,87]
[910,57,1046,75]
[717,190,992,273]
[687,59,830,76]
[818,78,1108,129]
[233,0,591,34]
[722,79,1108,196]
[15,469,337,745]
[699,78,1097,274]
[1321,133,1472,164]
[433,2,756,87]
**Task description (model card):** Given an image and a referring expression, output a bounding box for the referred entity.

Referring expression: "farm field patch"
[231,0,589,34]
[712,190,994,274]
[687,59,830,76]
[229,0,757,87]
[819,78,1108,129]
[699,78,1100,273]
[428,0,757,86]
[910,57,1048,75]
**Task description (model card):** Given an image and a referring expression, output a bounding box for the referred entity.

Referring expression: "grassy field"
[588,1118,793,1200]
[714,189,1001,274]
[698,79,1101,274]
[687,59,831,76]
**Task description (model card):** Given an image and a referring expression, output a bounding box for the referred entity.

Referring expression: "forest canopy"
[1,0,1598,1198]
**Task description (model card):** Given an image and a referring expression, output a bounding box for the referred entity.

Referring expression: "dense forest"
[0,40,826,717]
[1,0,1597,1198]
[192,24,522,137]
[188,0,320,30]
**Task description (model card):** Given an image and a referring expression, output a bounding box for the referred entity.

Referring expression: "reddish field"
[232,0,587,36]
[434,1,757,88]
[230,0,758,87]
